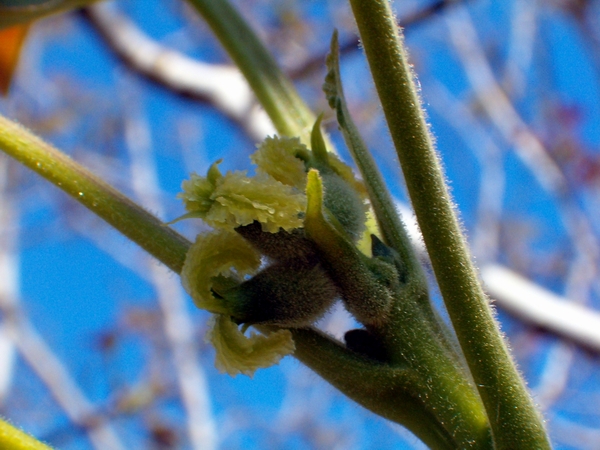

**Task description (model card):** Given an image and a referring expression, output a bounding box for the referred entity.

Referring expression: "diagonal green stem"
[0,417,53,450]
[0,115,191,274]
[347,0,550,448]
[185,0,316,144]
[1,114,446,446]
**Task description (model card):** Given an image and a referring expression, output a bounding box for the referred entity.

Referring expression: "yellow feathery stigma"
[209,171,306,232]
[181,230,261,313]
[208,314,295,377]
[251,136,308,189]
[179,161,306,233]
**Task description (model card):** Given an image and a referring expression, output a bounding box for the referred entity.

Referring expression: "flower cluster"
[178,129,369,376]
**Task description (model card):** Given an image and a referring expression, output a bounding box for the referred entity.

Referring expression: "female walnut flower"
[178,159,306,233]
[178,129,370,376]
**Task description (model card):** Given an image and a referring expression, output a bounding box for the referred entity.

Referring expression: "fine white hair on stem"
[397,201,600,353]
[424,81,505,263]
[119,79,217,450]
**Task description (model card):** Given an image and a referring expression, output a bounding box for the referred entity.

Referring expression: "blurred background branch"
[2,0,600,447]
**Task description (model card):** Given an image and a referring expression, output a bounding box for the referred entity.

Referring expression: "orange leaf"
[0,23,29,95]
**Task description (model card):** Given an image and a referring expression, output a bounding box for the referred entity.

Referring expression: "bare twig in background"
[5,316,126,449]
[444,6,599,275]
[0,157,17,403]
[444,5,600,407]
[120,80,217,450]
[552,417,600,450]
[288,0,463,79]
[0,157,125,449]
[481,264,600,352]
[559,0,600,89]
[502,0,539,98]
[84,1,274,142]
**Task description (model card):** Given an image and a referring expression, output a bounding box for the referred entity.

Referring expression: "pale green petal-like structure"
[208,314,295,377]
[181,230,261,313]
[178,161,223,215]
[179,162,306,233]
[251,136,308,189]
[211,172,305,232]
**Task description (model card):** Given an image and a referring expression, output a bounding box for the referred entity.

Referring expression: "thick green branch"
[347,0,550,448]
[0,115,191,273]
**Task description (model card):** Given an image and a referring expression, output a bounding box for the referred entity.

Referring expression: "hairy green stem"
[347,1,550,448]
[184,0,316,144]
[0,115,191,274]
[290,328,458,450]
[1,115,460,446]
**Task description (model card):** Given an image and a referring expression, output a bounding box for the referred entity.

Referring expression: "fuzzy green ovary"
[320,169,367,242]
[305,170,397,328]
[217,258,338,327]
[235,221,317,263]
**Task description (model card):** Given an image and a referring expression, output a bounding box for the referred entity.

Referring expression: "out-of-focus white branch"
[6,317,125,449]
[551,417,600,450]
[481,264,600,351]
[503,0,538,98]
[121,82,217,450]
[397,201,600,353]
[445,6,599,272]
[86,1,275,142]
[0,157,17,403]
[444,6,600,405]
[445,7,565,193]
[0,157,125,449]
